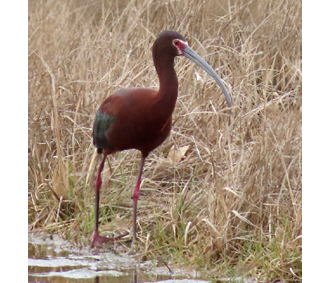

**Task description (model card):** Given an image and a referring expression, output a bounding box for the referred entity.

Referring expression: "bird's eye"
[173,39,187,54]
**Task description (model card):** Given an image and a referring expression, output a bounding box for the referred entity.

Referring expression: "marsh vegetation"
[29,0,302,281]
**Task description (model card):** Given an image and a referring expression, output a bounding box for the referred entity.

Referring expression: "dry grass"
[28,0,302,281]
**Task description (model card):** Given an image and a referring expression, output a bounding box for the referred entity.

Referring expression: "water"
[28,231,210,283]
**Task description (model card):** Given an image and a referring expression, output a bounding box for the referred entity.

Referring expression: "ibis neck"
[154,55,178,115]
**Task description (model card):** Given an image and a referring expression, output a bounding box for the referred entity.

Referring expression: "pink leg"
[131,155,146,247]
[91,153,128,248]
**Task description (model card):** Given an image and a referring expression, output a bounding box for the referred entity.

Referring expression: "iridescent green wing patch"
[93,110,116,150]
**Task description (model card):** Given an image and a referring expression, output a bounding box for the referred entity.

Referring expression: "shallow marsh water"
[28,231,212,283]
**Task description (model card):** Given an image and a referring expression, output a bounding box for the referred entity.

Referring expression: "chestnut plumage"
[90,30,231,248]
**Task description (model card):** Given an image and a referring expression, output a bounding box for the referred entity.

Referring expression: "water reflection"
[28,231,207,283]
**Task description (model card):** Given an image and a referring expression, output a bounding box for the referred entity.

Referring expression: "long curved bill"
[183,45,232,107]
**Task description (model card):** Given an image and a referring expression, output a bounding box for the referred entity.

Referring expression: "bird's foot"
[90,230,128,248]
[128,235,142,255]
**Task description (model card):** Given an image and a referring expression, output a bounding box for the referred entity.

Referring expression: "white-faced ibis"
[91,30,232,248]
